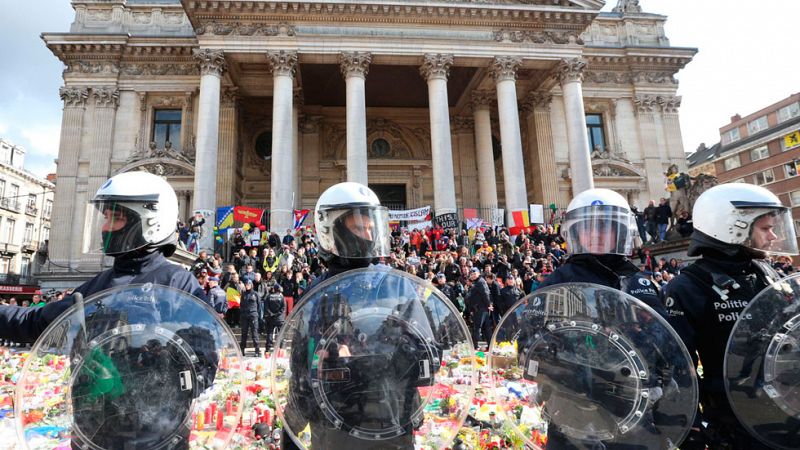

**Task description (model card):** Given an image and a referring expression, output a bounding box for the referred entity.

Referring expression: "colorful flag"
[226,287,241,308]
[511,210,530,228]
[294,209,311,230]
[463,208,478,220]
[233,206,263,224]
[216,206,234,230]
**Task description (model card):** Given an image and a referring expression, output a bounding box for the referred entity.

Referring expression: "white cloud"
[20,125,61,157]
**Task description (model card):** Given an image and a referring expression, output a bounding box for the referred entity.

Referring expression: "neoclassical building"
[41,0,694,286]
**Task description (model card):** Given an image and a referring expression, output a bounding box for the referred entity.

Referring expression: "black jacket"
[465,277,493,313]
[239,289,260,316]
[539,254,667,318]
[0,251,205,343]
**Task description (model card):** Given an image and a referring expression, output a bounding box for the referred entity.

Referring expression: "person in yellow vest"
[262,247,280,274]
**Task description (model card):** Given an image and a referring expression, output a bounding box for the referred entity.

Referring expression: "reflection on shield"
[726,272,800,450]
[489,283,698,449]
[271,267,475,450]
[16,284,246,450]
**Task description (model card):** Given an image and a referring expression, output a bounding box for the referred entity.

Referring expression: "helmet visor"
[563,205,635,256]
[83,201,149,256]
[743,209,799,256]
[325,206,391,259]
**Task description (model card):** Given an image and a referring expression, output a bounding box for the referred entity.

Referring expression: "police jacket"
[264,292,286,319]
[465,277,492,313]
[498,285,521,317]
[239,289,260,316]
[663,234,780,406]
[539,253,667,318]
[208,286,228,315]
[0,250,205,343]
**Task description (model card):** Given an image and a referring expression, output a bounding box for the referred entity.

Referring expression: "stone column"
[267,50,298,233]
[216,87,239,207]
[491,56,529,224]
[521,91,559,207]
[293,89,303,207]
[84,87,120,266]
[470,90,498,209]
[300,115,323,206]
[192,49,226,252]
[660,95,686,169]
[339,52,371,185]
[50,87,89,268]
[634,94,667,200]
[557,58,594,194]
[420,54,458,217]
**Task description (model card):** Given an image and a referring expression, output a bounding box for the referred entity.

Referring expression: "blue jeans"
[658,223,668,241]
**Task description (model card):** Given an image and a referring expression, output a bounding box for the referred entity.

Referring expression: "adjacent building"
[0,139,55,300]
[688,92,800,253]
[40,0,695,288]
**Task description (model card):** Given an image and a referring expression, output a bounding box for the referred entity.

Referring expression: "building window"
[0,258,9,275]
[730,178,746,183]
[20,257,30,277]
[585,113,606,152]
[786,159,800,178]
[23,223,33,243]
[723,128,740,144]
[152,109,182,151]
[778,103,800,123]
[44,199,52,219]
[0,145,10,165]
[723,155,741,171]
[749,145,770,162]
[3,218,14,243]
[255,131,272,161]
[42,226,49,242]
[0,179,4,197]
[747,116,769,135]
[790,190,800,207]
[754,168,775,185]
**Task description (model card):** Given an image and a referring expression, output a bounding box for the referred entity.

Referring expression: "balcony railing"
[0,273,37,286]
[0,198,20,212]
[25,204,38,216]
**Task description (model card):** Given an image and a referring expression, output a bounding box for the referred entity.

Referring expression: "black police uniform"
[239,287,261,354]
[208,285,229,315]
[536,253,668,450]
[263,290,285,350]
[539,254,666,317]
[663,233,780,449]
[0,250,206,343]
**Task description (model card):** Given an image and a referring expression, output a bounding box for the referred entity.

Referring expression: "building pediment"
[591,159,643,178]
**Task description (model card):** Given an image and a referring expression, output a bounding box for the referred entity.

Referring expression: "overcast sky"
[0,0,798,178]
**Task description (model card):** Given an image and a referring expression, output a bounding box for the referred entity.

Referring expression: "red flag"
[233,206,263,223]
[463,208,478,220]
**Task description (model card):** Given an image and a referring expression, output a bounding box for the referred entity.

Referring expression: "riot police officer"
[539,188,665,316]
[0,171,206,343]
[536,188,670,449]
[0,171,212,450]
[664,183,798,449]
[283,182,411,450]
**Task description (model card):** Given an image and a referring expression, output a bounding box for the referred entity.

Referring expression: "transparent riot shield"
[725,272,800,449]
[271,267,476,450]
[15,284,245,450]
[489,283,698,449]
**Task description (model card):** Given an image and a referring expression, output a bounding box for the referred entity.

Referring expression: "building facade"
[696,93,800,251]
[41,0,694,287]
[0,139,55,298]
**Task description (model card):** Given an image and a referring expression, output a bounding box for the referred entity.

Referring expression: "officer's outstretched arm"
[0,298,74,343]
